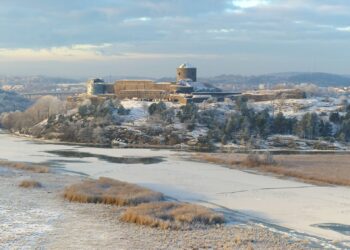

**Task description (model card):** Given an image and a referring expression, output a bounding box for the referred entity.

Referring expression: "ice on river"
[1,132,350,246]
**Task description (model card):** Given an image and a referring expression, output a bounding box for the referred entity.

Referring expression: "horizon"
[1,70,350,81]
[1,0,350,77]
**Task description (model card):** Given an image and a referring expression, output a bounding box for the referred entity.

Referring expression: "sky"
[0,0,350,78]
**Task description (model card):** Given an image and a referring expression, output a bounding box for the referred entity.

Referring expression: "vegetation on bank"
[1,94,350,148]
[196,152,350,186]
[181,97,350,143]
[64,177,225,229]
[147,96,350,147]
[64,177,164,206]
[0,160,49,173]
[19,179,42,188]
[121,202,225,229]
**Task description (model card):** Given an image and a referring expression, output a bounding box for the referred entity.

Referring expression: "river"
[1,131,350,248]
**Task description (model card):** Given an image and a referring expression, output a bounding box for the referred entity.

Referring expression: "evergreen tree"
[329,112,341,124]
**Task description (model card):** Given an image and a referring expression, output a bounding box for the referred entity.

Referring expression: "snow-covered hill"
[0,90,31,113]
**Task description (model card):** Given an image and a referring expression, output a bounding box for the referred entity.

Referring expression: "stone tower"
[176,63,197,82]
[86,78,106,96]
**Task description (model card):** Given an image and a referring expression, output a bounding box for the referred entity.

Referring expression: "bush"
[148,102,167,116]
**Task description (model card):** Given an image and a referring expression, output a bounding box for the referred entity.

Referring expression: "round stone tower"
[86,78,106,96]
[176,63,197,82]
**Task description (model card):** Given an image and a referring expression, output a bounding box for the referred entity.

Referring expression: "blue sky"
[0,0,350,77]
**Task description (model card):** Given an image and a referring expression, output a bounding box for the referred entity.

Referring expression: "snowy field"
[250,97,344,118]
[0,131,350,248]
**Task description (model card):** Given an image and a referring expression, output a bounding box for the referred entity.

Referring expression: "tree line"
[149,97,350,144]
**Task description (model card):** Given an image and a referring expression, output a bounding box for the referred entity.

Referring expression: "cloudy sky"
[1,0,350,78]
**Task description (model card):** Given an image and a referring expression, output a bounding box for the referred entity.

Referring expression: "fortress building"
[114,80,193,100]
[86,64,197,103]
[82,63,242,104]
[176,63,197,82]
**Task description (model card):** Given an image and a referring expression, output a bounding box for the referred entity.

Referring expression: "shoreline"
[193,152,350,187]
[6,130,350,155]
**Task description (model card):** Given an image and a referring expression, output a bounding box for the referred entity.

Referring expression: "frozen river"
[1,131,350,248]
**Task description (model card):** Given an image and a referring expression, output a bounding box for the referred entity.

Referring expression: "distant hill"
[0,90,31,113]
[199,72,350,91]
[1,72,349,92]
[0,75,80,86]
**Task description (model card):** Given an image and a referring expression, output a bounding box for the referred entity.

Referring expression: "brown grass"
[121,202,225,229]
[196,152,276,168]
[0,160,49,173]
[243,152,276,167]
[64,177,164,206]
[19,179,42,188]
[195,153,350,186]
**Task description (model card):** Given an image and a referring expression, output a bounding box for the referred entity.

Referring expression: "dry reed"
[0,160,49,173]
[195,153,350,186]
[64,177,164,206]
[19,179,42,188]
[121,202,225,229]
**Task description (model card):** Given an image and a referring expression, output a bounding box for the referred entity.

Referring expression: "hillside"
[201,72,350,91]
[0,90,31,113]
[0,75,80,86]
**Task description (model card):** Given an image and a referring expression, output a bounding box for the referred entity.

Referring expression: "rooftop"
[178,63,195,69]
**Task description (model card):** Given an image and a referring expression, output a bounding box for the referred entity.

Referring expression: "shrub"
[148,102,167,116]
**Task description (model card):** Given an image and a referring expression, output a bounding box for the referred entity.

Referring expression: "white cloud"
[123,17,152,23]
[207,28,235,33]
[0,44,112,61]
[0,44,220,62]
[72,43,112,50]
[336,26,350,32]
[231,0,270,9]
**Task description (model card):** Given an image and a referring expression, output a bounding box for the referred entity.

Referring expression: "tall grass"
[0,160,49,173]
[19,179,42,188]
[195,152,350,186]
[64,177,164,206]
[121,202,225,229]
[195,152,276,168]
[243,152,276,167]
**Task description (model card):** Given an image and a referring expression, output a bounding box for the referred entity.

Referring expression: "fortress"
[81,64,252,105]
[86,64,199,104]
[69,63,305,107]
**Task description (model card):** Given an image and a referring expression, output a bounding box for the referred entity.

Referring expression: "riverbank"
[194,152,350,186]
[0,164,309,249]
[8,130,350,154]
[9,130,215,152]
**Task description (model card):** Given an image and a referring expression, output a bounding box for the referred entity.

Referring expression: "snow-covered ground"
[250,97,344,118]
[120,99,182,125]
[0,132,350,247]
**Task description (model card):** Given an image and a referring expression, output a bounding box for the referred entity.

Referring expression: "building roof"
[178,63,195,69]
[88,78,105,83]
